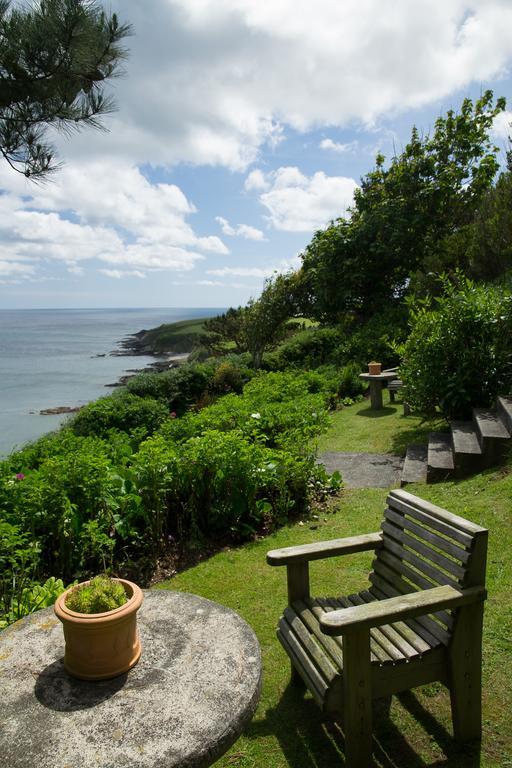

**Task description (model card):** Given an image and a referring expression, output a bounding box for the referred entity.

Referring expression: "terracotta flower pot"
[54,578,143,680]
[368,362,382,375]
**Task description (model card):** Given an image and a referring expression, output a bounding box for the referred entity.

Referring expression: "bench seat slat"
[295,600,345,666]
[277,626,327,706]
[346,592,420,660]
[369,584,443,649]
[336,596,403,663]
[369,575,451,646]
[358,589,431,655]
[282,607,338,683]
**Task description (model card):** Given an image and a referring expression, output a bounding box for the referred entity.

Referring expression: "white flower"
[251,412,261,419]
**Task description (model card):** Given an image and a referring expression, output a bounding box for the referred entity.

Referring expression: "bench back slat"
[367,490,488,647]
[381,520,466,581]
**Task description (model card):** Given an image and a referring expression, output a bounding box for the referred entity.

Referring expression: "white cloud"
[44,1,512,173]
[320,138,358,154]
[0,260,35,277]
[244,169,270,192]
[493,110,512,140]
[237,224,265,241]
[251,167,357,232]
[99,269,147,279]
[0,160,222,281]
[216,216,265,240]
[207,257,300,279]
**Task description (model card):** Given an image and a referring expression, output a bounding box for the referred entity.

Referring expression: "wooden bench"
[267,489,488,767]
[387,378,403,403]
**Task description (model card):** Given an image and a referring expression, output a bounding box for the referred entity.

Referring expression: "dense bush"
[71,392,168,440]
[400,277,512,418]
[126,363,214,410]
[264,327,344,369]
[338,362,366,399]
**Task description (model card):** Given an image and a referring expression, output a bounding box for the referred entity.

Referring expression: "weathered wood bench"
[387,378,403,403]
[267,489,488,767]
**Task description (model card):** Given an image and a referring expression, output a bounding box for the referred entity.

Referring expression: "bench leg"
[449,603,484,742]
[343,629,372,767]
[290,662,306,688]
[389,390,396,403]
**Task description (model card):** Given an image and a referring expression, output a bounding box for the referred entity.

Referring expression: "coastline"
[0,308,218,457]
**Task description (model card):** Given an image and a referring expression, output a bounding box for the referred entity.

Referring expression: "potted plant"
[368,361,382,375]
[54,575,143,680]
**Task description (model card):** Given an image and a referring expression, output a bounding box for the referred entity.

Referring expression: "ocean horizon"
[0,307,222,457]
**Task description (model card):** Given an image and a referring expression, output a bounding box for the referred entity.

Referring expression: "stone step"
[427,432,454,482]
[497,396,512,434]
[450,421,483,476]
[473,408,510,465]
[400,444,427,486]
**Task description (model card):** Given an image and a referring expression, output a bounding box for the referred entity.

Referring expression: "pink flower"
[169,411,177,419]
[15,473,25,480]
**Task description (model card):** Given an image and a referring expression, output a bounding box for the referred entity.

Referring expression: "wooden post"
[286,562,310,604]
[449,529,487,742]
[343,628,372,768]
[286,562,310,686]
[449,601,484,741]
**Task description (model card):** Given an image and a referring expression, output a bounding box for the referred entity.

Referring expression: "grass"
[317,390,446,455]
[137,318,208,354]
[155,397,512,767]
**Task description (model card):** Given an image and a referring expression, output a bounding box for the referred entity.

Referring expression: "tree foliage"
[0,0,131,178]
[244,272,300,368]
[300,91,506,322]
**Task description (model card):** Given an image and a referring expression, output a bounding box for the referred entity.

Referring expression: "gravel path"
[318,451,404,489]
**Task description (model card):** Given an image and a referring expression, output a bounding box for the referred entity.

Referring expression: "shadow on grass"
[390,419,448,456]
[357,406,398,418]
[247,683,481,767]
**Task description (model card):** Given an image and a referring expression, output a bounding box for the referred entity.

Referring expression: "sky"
[2,0,512,310]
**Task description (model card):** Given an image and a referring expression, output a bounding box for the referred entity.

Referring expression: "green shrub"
[338,362,366,398]
[133,429,317,543]
[265,327,344,369]
[71,392,168,439]
[400,276,512,418]
[209,361,246,394]
[126,363,214,412]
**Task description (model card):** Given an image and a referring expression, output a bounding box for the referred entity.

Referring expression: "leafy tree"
[469,165,512,281]
[244,272,300,368]
[301,91,506,322]
[201,307,248,355]
[0,0,131,178]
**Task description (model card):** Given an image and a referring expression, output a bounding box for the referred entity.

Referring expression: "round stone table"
[359,371,398,409]
[0,590,262,768]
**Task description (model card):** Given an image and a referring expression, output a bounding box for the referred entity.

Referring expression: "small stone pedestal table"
[359,371,398,410]
[0,590,262,768]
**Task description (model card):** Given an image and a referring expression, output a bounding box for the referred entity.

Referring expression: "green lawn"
[155,397,511,767]
[317,390,446,455]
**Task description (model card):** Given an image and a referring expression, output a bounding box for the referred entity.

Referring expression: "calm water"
[0,308,220,457]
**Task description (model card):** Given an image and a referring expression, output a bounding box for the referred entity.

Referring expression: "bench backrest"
[369,489,488,645]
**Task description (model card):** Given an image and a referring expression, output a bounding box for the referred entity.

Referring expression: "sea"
[0,308,221,458]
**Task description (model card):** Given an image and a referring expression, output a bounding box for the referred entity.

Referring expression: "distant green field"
[137,317,208,354]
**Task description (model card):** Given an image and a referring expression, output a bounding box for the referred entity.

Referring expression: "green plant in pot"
[54,575,143,681]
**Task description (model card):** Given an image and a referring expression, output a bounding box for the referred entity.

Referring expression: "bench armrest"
[320,584,487,636]
[267,532,382,566]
